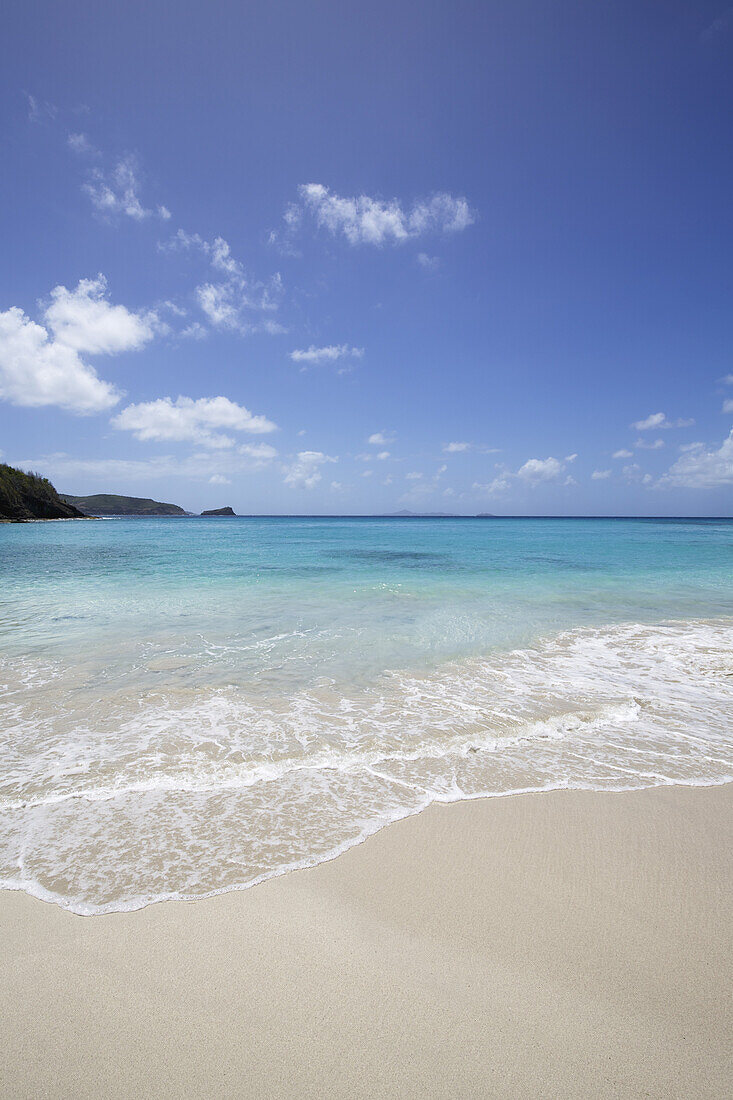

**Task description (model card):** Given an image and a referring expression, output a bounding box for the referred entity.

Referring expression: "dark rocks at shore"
[201,506,237,516]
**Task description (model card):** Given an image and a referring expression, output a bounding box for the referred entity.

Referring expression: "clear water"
[1,516,731,914]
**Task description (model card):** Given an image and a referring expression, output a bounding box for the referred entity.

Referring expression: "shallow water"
[1,516,731,913]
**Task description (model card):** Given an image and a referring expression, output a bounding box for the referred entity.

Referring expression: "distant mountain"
[201,506,236,516]
[0,464,86,521]
[61,493,187,516]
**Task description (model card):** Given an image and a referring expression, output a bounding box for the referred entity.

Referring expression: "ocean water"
[1,515,731,914]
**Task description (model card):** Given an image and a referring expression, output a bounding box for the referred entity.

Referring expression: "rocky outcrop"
[201,506,236,516]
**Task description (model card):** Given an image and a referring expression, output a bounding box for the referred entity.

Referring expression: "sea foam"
[1,617,731,914]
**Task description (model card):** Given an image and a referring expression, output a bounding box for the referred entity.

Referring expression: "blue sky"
[1,0,732,515]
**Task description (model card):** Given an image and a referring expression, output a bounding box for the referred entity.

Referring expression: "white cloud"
[286,183,475,247]
[290,344,364,365]
[283,450,336,489]
[112,396,277,449]
[67,132,95,155]
[362,469,373,478]
[83,154,168,222]
[43,275,159,354]
[476,453,577,495]
[612,449,633,459]
[723,398,733,414]
[658,431,733,489]
[12,448,276,487]
[517,457,564,482]
[631,411,695,431]
[417,253,440,271]
[376,451,390,461]
[25,94,56,123]
[635,438,665,450]
[163,230,282,334]
[181,322,207,340]
[209,474,231,485]
[591,469,611,480]
[368,431,393,446]
[0,274,151,415]
[406,471,423,480]
[238,442,278,460]
[443,441,471,453]
[721,374,733,385]
[0,307,120,414]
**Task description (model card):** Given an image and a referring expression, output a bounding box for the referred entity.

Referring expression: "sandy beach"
[1,783,730,1098]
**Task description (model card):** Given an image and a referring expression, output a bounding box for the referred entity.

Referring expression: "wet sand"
[1,783,731,1098]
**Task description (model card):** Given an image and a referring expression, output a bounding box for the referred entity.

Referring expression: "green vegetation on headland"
[60,493,187,516]
[0,464,85,521]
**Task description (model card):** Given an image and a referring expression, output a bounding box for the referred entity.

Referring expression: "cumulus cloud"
[0,275,159,414]
[112,396,277,449]
[635,438,665,450]
[612,449,633,459]
[631,411,694,431]
[290,344,364,367]
[406,471,423,480]
[591,469,611,480]
[658,431,733,489]
[43,275,159,354]
[368,431,393,446]
[376,451,390,461]
[0,307,120,413]
[475,453,577,495]
[443,441,470,453]
[283,450,336,489]
[278,183,475,247]
[723,398,733,414]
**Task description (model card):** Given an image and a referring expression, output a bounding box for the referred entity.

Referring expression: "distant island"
[61,493,187,516]
[0,464,86,522]
[201,506,236,516]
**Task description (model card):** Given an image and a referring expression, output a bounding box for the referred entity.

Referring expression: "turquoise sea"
[1,516,732,914]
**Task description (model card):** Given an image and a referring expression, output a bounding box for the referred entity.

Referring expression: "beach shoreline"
[1,782,730,1098]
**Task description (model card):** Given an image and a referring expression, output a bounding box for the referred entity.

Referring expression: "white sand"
[1,783,731,1098]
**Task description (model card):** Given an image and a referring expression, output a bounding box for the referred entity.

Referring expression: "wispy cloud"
[631,411,694,431]
[13,447,277,488]
[290,344,364,371]
[82,152,170,222]
[612,448,633,459]
[275,183,475,248]
[161,229,283,335]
